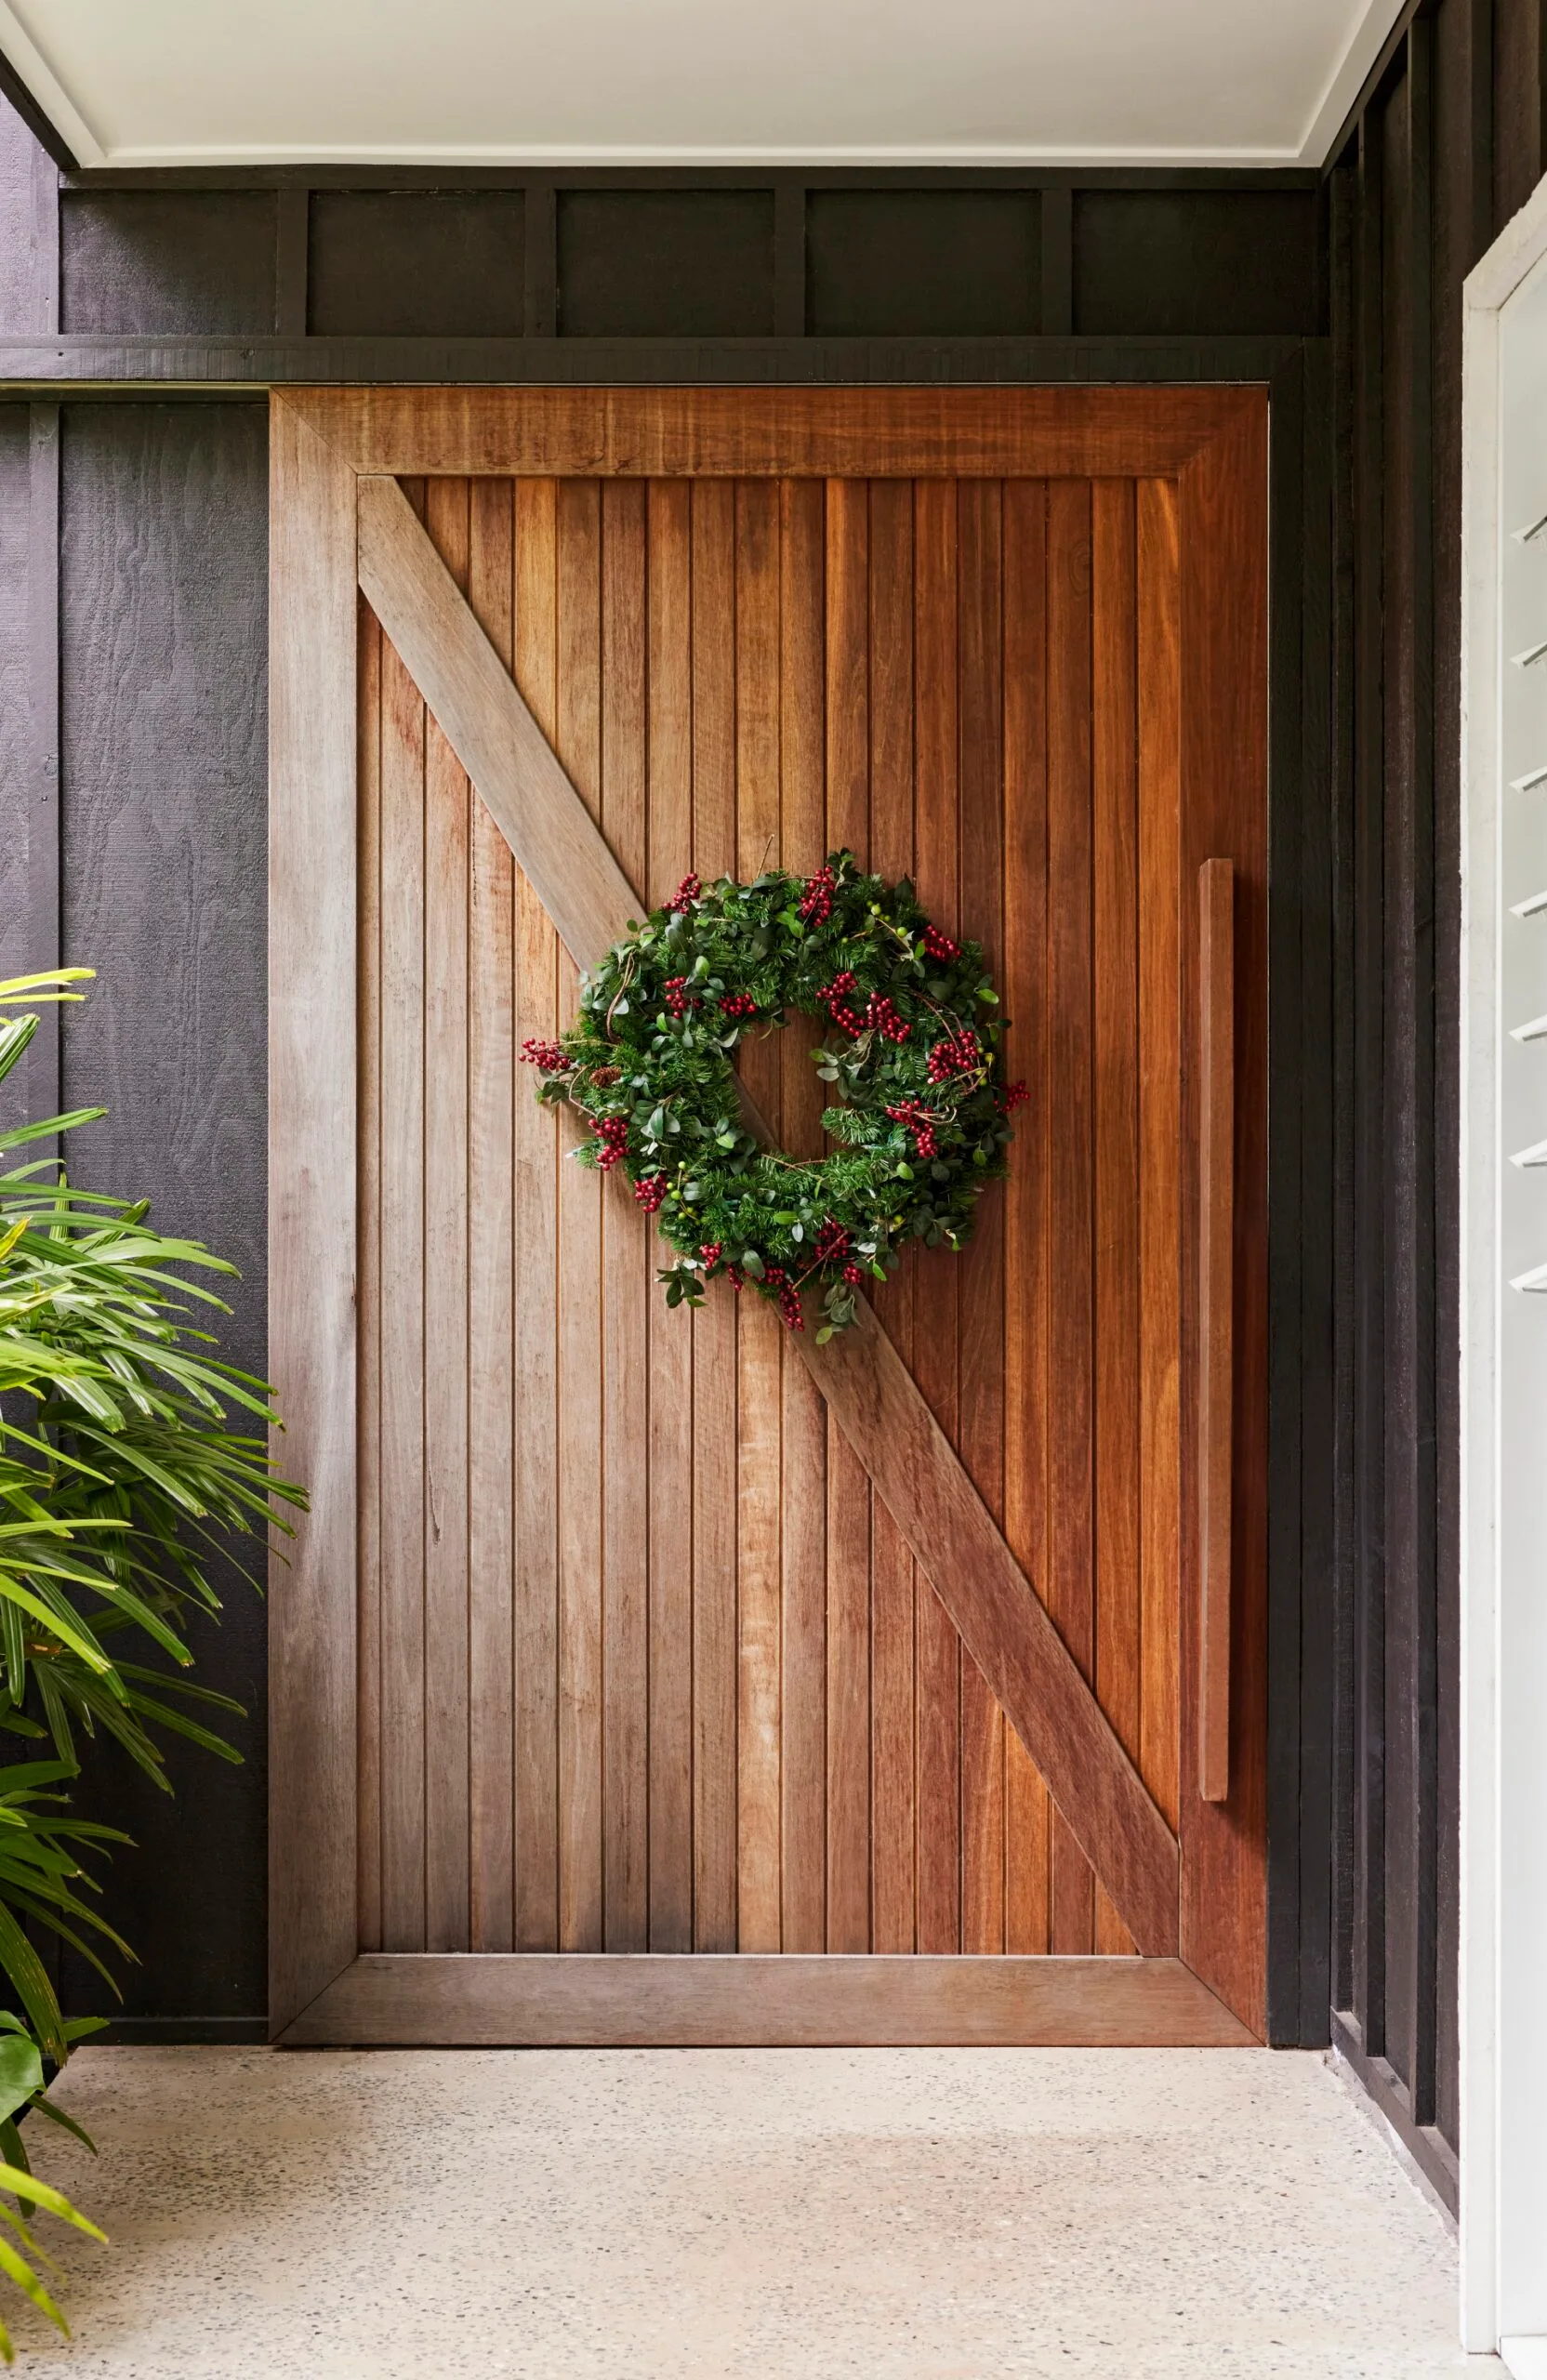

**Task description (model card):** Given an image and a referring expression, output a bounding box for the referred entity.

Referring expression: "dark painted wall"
[1326,0,1546,2210]
[0,94,1345,2049]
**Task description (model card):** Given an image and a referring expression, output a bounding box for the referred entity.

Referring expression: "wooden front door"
[268,390,1268,2048]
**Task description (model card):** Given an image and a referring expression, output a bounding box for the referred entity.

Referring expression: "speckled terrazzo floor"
[8,2044,1472,2377]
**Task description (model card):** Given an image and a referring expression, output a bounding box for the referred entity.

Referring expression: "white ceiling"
[1,0,1403,170]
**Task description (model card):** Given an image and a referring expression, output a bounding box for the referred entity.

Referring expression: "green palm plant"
[0,965,305,2356]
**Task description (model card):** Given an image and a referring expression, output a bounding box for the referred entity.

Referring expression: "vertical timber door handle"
[1197,858,1235,1804]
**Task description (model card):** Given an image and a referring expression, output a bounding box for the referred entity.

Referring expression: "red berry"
[698,1241,722,1270]
[665,974,701,1020]
[814,1219,851,1264]
[634,1173,668,1213]
[594,1117,630,1171]
[668,874,702,913]
[841,1262,864,1287]
[520,1038,569,1071]
[719,991,759,1020]
[797,864,836,926]
[999,1079,1029,1113]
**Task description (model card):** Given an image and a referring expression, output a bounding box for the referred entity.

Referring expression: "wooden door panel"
[356,469,1186,1962]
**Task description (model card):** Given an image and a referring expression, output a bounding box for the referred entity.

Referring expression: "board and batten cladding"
[0,85,1340,2044]
[1325,0,1547,2210]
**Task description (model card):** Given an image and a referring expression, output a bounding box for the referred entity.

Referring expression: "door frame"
[1459,172,1547,2369]
[268,385,1274,2047]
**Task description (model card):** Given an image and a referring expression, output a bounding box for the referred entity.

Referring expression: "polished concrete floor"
[12,2043,1470,2376]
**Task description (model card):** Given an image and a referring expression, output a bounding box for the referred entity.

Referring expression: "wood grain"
[781,477,829,1953]
[734,475,785,1953]
[601,479,651,1946]
[866,476,919,1957]
[422,478,472,1955]
[359,474,638,972]
[356,455,1185,1963]
[958,477,1007,1958]
[1002,478,1051,1956]
[268,394,361,2034]
[284,1952,1253,2048]
[511,476,561,1952]
[1197,857,1236,1805]
[644,479,694,1953]
[465,478,515,1952]
[689,480,739,1954]
[296,385,1260,485]
[911,475,963,1956]
[1136,478,1183,1839]
[555,479,605,1954]
[356,597,384,1959]
[1177,396,1269,2036]
[823,478,870,1954]
[377,625,428,1951]
[1045,476,1097,1954]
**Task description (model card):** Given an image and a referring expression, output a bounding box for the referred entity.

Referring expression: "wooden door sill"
[278,1953,1257,2048]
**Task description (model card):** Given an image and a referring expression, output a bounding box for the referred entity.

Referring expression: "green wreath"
[521,851,1025,1340]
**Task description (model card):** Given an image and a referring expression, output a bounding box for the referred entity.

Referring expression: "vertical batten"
[512,477,561,1950]
[646,480,696,1953]
[1003,477,1051,1953]
[377,624,429,1950]
[555,479,605,1952]
[467,478,516,1952]
[911,474,964,1953]
[779,477,830,1953]
[1136,479,1183,1842]
[1091,478,1141,1957]
[356,597,384,1956]
[422,476,472,1953]
[1045,475,1097,1952]
[734,476,786,1951]
[601,478,651,1951]
[823,477,872,1953]
[958,476,1008,1956]
[690,479,740,1952]
[867,476,919,1954]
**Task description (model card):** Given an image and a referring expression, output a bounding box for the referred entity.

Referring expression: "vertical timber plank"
[466,477,516,1952]
[780,478,830,1953]
[1046,475,1097,1953]
[555,478,605,1953]
[735,475,785,1952]
[1178,401,1270,2039]
[269,398,360,2029]
[377,615,428,1952]
[356,596,383,1956]
[912,475,963,1954]
[646,480,695,1953]
[422,477,472,1952]
[691,481,739,1952]
[867,476,919,1954]
[1137,479,1183,1841]
[1091,478,1141,1958]
[959,477,1008,1957]
[513,477,561,1952]
[1003,478,1051,1955]
[824,477,872,1953]
[601,478,651,1951]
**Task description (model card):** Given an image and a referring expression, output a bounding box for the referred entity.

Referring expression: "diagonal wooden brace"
[356,471,1181,1957]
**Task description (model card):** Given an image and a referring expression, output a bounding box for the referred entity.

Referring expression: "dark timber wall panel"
[54,403,271,2037]
[1328,0,1546,2213]
[0,95,1340,2049]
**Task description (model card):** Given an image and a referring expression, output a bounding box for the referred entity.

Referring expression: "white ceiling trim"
[0,0,104,165]
[0,0,1408,173]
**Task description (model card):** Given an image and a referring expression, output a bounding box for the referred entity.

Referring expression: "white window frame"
[1461,168,1547,2374]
